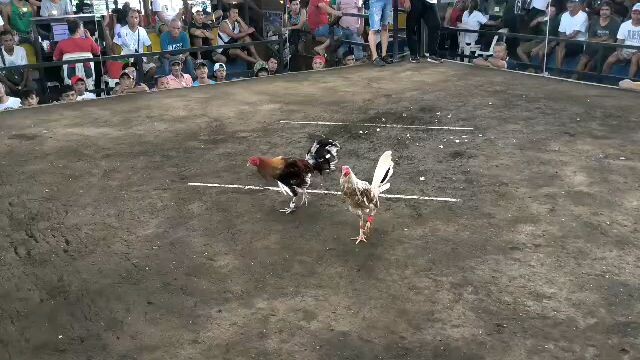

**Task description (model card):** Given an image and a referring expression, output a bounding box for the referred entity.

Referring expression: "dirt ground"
[1,62,639,360]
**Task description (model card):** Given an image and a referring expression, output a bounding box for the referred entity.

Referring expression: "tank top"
[11,0,33,36]
[217,19,240,44]
[288,10,301,26]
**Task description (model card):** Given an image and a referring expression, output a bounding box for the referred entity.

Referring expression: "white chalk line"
[188,182,461,202]
[279,120,473,130]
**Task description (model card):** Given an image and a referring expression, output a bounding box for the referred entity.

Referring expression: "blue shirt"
[193,80,213,86]
[160,31,191,55]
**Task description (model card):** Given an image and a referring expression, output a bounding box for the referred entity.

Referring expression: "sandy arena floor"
[1,62,639,360]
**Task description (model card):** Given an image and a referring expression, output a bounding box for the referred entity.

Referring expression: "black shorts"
[564,43,584,57]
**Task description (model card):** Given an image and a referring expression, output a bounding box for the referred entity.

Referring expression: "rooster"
[340,151,394,244]
[248,139,340,213]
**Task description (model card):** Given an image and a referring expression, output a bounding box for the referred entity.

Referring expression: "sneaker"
[373,57,386,66]
[426,55,443,63]
[409,56,421,63]
[382,54,394,64]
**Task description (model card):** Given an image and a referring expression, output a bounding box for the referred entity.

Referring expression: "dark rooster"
[248,139,340,213]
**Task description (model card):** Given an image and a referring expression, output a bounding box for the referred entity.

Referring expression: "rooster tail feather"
[371,151,394,193]
[306,138,340,173]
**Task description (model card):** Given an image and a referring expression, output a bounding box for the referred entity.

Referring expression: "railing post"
[393,0,399,61]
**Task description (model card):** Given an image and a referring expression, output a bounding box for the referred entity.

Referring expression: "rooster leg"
[279,197,297,214]
[300,190,309,206]
[350,214,367,244]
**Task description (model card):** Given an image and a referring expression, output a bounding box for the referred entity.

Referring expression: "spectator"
[114,8,156,80]
[556,0,589,69]
[189,6,226,64]
[337,0,365,61]
[212,62,226,83]
[284,0,307,56]
[312,54,326,70]
[71,75,96,100]
[193,60,212,86]
[113,68,149,95]
[443,0,467,58]
[112,2,131,36]
[161,18,194,77]
[517,4,560,66]
[2,0,35,44]
[217,5,263,64]
[152,0,183,25]
[40,0,72,16]
[368,0,393,66]
[165,56,193,88]
[527,0,549,24]
[619,78,640,90]
[0,29,33,96]
[156,75,170,90]
[0,81,21,110]
[59,84,77,102]
[602,3,640,79]
[53,19,101,61]
[267,57,278,75]
[404,0,442,63]
[460,0,500,48]
[576,2,620,76]
[473,42,516,69]
[20,88,38,107]
[254,60,269,77]
[74,0,93,14]
[342,51,356,66]
[307,0,344,56]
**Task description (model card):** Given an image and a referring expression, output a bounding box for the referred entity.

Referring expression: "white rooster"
[339,151,394,244]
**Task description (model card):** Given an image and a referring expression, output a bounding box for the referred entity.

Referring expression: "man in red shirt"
[307,0,343,55]
[53,19,102,61]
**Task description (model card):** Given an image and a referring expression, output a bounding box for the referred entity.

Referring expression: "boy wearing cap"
[213,63,226,83]
[602,3,640,79]
[165,56,194,88]
[556,0,589,69]
[254,61,269,77]
[113,69,150,95]
[193,61,213,86]
[312,55,326,70]
[71,76,97,100]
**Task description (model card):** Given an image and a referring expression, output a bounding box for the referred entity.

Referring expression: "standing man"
[404,0,443,63]
[368,0,393,65]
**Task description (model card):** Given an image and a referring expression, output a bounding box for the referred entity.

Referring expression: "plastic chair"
[62,52,95,90]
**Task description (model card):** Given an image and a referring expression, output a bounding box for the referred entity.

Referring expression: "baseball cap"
[169,56,182,65]
[195,60,208,69]
[312,55,326,64]
[213,63,226,72]
[71,75,85,85]
[253,61,268,73]
[119,70,133,79]
[633,3,640,11]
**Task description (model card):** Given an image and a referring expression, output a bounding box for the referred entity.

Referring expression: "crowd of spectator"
[1,0,639,112]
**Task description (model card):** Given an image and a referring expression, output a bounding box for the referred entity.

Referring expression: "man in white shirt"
[556,0,588,69]
[0,30,32,97]
[602,3,640,79]
[71,76,96,100]
[0,82,22,111]
[152,0,183,24]
[114,8,156,79]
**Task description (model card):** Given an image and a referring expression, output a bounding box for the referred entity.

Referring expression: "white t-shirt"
[531,0,549,11]
[462,10,488,44]
[558,10,589,41]
[0,97,22,111]
[0,46,28,67]
[77,93,97,100]
[617,20,640,47]
[0,13,4,26]
[152,0,182,21]
[115,26,152,54]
